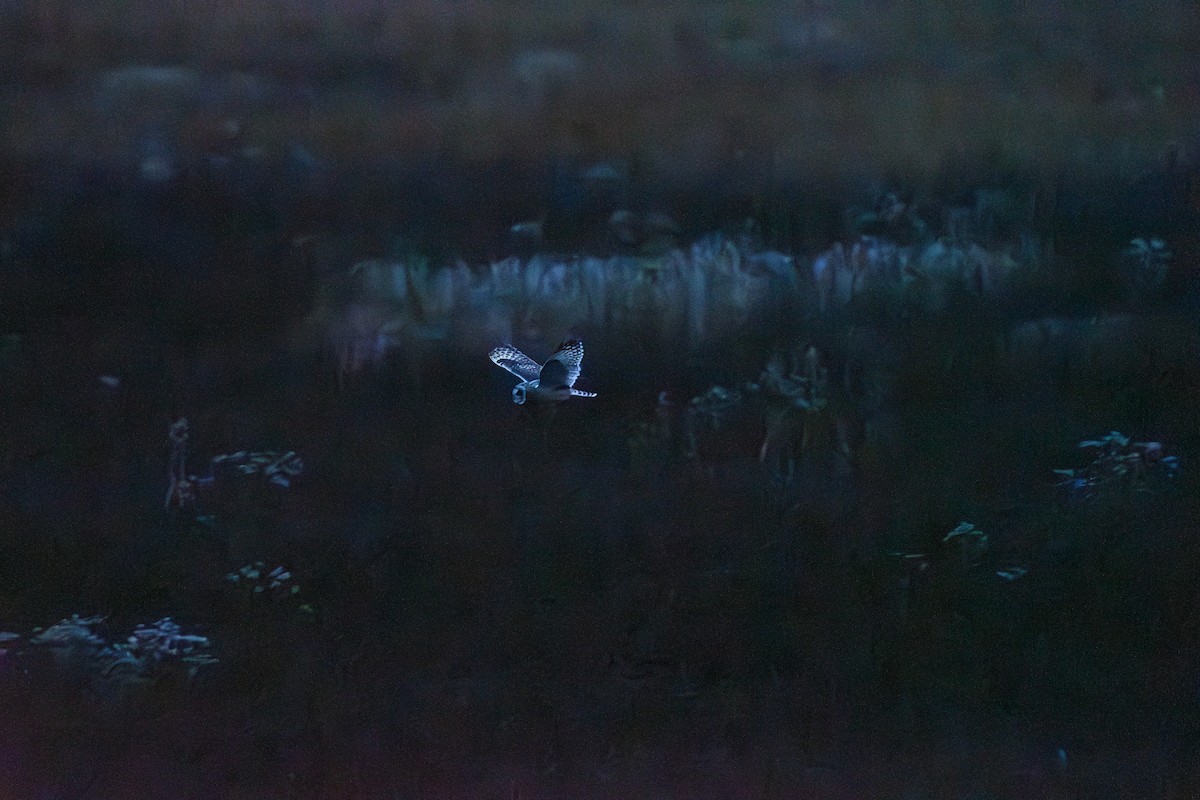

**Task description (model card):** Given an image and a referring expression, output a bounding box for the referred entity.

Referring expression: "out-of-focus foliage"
[211,450,304,487]
[22,614,217,687]
[1122,236,1172,296]
[942,521,989,568]
[306,225,1043,392]
[225,562,302,602]
[1055,431,1180,502]
[3,0,1195,182]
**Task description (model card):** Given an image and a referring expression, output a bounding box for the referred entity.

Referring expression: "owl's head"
[511,384,528,404]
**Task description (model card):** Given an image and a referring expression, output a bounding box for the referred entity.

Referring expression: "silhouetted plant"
[942,521,989,569]
[163,417,304,519]
[749,345,832,483]
[682,385,745,467]
[165,417,194,510]
[1122,237,1171,296]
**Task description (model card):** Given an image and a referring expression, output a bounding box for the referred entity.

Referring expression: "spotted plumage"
[489,339,598,405]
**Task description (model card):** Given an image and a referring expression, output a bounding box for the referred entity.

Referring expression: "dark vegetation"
[1,1,1200,797]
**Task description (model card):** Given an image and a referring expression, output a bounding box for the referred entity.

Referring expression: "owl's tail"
[570,389,598,398]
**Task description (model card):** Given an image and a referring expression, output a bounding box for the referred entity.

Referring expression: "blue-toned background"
[0,2,1198,797]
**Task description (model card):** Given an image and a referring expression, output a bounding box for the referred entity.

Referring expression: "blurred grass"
[2,0,1196,183]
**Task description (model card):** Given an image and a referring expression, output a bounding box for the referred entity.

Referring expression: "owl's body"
[489,340,598,405]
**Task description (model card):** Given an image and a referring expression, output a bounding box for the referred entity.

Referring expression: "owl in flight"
[489,339,598,405]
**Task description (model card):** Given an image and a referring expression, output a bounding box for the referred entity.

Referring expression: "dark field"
[2,1,1200,798]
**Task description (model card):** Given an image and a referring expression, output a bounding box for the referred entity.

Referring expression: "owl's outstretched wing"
[543,339,585,387]
[489,345,542,382]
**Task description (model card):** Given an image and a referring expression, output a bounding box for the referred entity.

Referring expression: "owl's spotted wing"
[544,339,585,387]
[489,345,542,382]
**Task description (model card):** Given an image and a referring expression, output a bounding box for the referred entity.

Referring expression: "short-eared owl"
[489,339,598,405]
